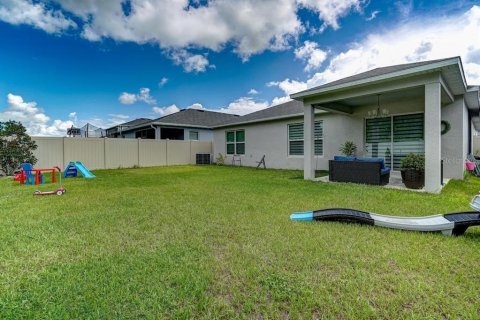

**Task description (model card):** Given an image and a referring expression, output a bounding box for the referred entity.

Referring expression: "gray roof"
[213,100,304,128]
[292,57,459,97]
[149,108,240,128]
[214,58,464,128]
[106,118,151,131]
[122,118,152,127]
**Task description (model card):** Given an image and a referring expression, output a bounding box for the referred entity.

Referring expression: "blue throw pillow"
[334,156,356,161]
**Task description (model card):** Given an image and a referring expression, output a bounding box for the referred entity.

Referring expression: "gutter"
[150,122,211,129]
[125,121,212,133]
[212,110,327,129]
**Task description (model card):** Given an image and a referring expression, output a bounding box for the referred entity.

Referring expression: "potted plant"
[339,141,357,157]
[400,153,425,189]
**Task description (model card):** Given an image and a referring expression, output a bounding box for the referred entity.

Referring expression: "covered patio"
[291,58,479,193]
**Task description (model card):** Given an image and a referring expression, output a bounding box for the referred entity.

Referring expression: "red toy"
[14,171,26,183]
[33,167,66,196]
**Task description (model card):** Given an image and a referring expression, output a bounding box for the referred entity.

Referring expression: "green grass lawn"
[1,165,480,319]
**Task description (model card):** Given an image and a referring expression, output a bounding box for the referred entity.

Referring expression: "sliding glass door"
[365,117,392,168]
[365,113,424,170]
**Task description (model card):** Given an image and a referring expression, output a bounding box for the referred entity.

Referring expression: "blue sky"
[0,0,479,136]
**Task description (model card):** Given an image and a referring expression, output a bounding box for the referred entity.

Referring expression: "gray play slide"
[290,195,480,236]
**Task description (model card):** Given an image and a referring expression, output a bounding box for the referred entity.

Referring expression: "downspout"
[150,124,159,139]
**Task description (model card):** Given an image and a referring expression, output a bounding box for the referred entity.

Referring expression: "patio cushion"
[356,157,385,169]
[334,156,356,161]
[381,167,391,175]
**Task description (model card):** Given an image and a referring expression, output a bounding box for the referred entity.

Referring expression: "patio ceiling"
[310,85,453,114]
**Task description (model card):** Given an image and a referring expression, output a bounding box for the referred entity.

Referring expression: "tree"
[0,121,37,176]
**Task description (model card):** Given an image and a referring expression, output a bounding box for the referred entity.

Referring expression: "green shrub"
[215,153,225,165]
[0,121,37,175]
[339,141,357,157]
[400,153,425,171]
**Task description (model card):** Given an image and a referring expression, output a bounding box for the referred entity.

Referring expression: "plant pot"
[401,169,425,189]
[466,161,475,171]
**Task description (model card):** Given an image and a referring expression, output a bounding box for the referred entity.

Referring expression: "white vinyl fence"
[32,137,212,170]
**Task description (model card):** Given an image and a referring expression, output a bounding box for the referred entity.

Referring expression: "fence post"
[103,138,107,169]
[137,139,140,167]
[62,137,65,169]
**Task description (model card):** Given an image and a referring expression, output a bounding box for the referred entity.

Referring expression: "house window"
[365,113,424,170]
[189,131,199,140]
[288,121,323,156]
[226,130,245,155]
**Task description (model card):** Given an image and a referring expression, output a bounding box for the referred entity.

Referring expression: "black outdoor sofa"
[329,156,391,185]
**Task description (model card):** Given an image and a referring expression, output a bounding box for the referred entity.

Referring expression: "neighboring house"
[105,118,151,138]
[213,57,480,193]
[121,108,239,141]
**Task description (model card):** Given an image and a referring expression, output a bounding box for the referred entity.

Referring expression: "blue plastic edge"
[289,211,314,222]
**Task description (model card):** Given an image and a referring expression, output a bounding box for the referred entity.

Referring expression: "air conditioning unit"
[196,153,211,165]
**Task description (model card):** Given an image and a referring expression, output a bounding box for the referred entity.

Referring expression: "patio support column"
[424,81,442,192]
[304,103,315,180]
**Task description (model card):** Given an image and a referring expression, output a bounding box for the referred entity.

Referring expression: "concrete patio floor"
[315,171,450,193]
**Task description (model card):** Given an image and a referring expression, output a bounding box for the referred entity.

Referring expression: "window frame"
[287,121,324,157]
[287,123,304,156]
[226,129,245,155]
[189,130,199,141]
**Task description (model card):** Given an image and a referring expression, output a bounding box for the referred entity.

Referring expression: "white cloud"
[271,96,293,106]
[294,40,328,71]
[267,78,309,106]
[166,49,212,73]
[0,0,76,33]
[68,112,77,121]
[137,88,156,104]
[158,77,168,87]
[6,0,363,62]
[248,89,259,95]
[218,97,269,115]
[270,5,480,97]
[119,88,156,105]
[297,0,364,32]
[268,78,308,94]
[188,103,205,110]
[118,92,137,104]
[60,0,304,60]
[103,114,130,127]
[174,97,268,116]
[366,10,380,21]
[0,0,368,63]
[0,93,74,136]
[109,113,129,120]
[152,104,180,116]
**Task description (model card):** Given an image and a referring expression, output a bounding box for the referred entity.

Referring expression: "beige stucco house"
[213,57,480,193]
